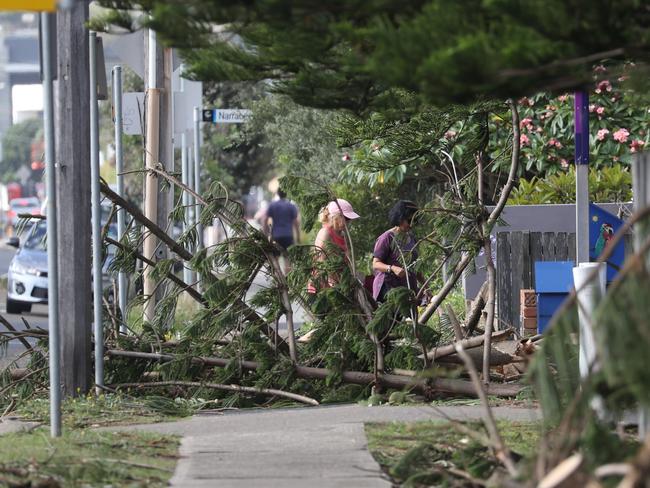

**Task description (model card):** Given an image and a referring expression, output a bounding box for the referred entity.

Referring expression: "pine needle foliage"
[526,237,650,482]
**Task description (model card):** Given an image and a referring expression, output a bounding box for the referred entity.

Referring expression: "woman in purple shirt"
[371,200,422,302]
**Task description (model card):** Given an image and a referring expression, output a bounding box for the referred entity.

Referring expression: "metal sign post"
[89,32,104,393]
[632,151,650,439]
[113,66,127,332]
[40,10,61,438]
[574,91,590,263]
[193,106,203,258]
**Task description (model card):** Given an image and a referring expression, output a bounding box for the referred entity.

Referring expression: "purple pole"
[574,90,590,262]
[574,91,590,164]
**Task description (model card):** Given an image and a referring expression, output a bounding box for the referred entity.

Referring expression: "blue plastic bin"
[535,261,574,333]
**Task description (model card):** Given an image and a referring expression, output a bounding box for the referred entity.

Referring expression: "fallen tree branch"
[421,328,514,361]
[0,314,33,352]
[101,180,290,354]
[464,281,488,336]
[110,380,319,406]
[448,309,519,478]
[538,453,583,488]
[105,349,523,397]
[435,346,518,367]
[106,236,204,305]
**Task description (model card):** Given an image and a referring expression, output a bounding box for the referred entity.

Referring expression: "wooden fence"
[496,231,576,330]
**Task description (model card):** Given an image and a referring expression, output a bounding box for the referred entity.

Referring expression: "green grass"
[0,428,178,487]
[366,420,540,486]
[15,394,179,429]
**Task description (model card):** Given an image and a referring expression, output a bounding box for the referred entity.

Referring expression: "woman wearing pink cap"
[306,198,360,296]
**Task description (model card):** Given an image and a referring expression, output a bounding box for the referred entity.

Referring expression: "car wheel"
[6,297,25,314]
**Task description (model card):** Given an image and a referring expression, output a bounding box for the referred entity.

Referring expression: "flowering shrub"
[489,64,649,177]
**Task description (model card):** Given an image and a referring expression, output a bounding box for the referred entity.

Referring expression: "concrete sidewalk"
[117,403,539,487]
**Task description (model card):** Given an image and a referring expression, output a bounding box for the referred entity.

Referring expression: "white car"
[6,221,117,314]
[6,221,48,313]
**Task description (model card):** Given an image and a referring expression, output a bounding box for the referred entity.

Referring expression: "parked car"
[6,221,117,314]
[7,197,41,228]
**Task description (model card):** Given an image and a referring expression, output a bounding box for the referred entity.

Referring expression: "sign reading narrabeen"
[202,108,252,124]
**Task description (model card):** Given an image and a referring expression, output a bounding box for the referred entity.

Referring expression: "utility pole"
[56,0,92,396]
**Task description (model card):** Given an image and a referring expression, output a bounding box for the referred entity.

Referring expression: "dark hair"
[277,189,287,199]
[388,200,418,227]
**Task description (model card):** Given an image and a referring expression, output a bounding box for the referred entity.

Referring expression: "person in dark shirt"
[263,189,300,271]
[371,200,427,303]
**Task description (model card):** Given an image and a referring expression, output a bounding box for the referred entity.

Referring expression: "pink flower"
[557,94,569,103]
[613,128,630,143]
[595,80,612,94]
[518,97,533,107]
[519,118,534,130]
[596,106,605,116]
[597,129,609,141]
[547,138,562,149]
[444,130,456,140]
[520,134,530,146]
[341,152,351,161]
[594,65,607,73]
[618,75,628,82]
[560,159,569,168]
[589,104,596,113]
[630,140,645,153]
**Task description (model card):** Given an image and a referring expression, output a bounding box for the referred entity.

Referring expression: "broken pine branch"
[447,308,519,479]
[105,349,523,398]
[110,380,319,406]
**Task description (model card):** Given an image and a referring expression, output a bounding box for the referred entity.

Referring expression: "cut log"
[106,349,523,398]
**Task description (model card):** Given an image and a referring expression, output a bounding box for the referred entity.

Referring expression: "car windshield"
[20,222,117,255]
[23,222,47,251]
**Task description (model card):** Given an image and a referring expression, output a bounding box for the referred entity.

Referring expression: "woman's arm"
[313,227,330,261]
[373,257,405,278]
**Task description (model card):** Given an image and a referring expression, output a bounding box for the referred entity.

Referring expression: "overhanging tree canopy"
[96,0,650,109]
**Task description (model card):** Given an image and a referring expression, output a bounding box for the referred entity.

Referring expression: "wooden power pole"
[55,0,92,396]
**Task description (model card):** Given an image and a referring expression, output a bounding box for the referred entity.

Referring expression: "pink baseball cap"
[327,199,360,220]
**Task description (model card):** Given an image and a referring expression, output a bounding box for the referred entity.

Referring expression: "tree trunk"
[105,349,524,397]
